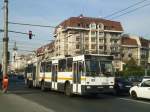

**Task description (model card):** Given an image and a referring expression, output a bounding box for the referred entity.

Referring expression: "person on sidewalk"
[2,75,9,93]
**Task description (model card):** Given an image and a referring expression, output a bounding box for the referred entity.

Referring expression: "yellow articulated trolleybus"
[25,54,115,96]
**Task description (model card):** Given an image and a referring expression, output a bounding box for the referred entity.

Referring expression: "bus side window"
[45,62,52,72]
[67,58,73,72]
[40,62,45,73]
[78,62,84,76]
[59,59,66,72]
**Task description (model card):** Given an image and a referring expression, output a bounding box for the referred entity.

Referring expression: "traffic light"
[29,30,32,39]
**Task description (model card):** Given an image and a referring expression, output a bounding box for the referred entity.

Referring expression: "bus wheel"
[65,83,72,96]
[27,80,32,88]
[41,81,46,91]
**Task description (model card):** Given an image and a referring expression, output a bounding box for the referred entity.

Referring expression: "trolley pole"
[2,0,9,77]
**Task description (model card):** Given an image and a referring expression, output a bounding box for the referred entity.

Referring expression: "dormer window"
[86,24,89,28]
[78,23,81,27]
[90,23,96,29]
[98,23,104,30]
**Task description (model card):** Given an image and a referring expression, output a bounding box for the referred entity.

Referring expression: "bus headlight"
[109,86,113,88]
[87,86,91,89]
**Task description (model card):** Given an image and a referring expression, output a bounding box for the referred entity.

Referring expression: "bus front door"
[73,61,82,94]
[32,66,36,87]
[52,64,58,90]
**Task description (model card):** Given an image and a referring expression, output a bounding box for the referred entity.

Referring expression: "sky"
[0,0,150,63]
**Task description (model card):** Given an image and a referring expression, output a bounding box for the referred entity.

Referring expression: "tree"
[122,58,144,76]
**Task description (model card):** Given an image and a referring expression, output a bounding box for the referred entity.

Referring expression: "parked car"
[127,76,143,86]
[130,79,150,99]
[142,76,150,82]
[114,77,133,95]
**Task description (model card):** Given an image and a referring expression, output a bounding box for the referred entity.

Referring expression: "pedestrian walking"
[2,75,9,93]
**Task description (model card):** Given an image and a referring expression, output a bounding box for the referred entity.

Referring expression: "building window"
[104,26,111,30]
[91,32,96,36]
[86,24,89,28]
[128,53,132,57]
[85,32,89,35]
[78,23,81,27]
[99,39,103,43]
[85,37,89,42]
[76,51,81,54]
[76,44,80,49]
[99,32,104,35]
[91,44,96,49]
[91,38,96,42]
[114,40,118,43]
[85,45,89,49]
[76,37,80,41]
[99,46,103,49]
[90,23,96,29]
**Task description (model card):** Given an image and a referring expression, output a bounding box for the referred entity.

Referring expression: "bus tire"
[65,83,72,96]
[27,80,32,88]
[41,81,46,91]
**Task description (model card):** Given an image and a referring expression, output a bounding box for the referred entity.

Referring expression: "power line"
[9,47,35,52]
[104,0,148,18]
[8,22,58,28]
[0,40,45,46]
[0,29,35,36]
[111,2,150,19]
[17,49,35,52]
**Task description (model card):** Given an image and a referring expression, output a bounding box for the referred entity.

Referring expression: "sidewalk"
[0,91,55,112]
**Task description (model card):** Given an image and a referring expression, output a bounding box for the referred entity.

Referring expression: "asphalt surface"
[1,79,150,112]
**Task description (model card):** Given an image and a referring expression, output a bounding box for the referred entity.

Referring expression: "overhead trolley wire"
[104,0,149,19]
[110,2,150,19]
[8,22,57,28]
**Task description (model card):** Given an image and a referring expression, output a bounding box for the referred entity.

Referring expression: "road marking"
[6,94,56,112]
[119,98,150,105]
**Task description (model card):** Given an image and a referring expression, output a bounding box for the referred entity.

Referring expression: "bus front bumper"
[81,85,114,94]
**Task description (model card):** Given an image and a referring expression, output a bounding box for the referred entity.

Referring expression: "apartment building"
[121,34,150,67]
[54,15,123,60]
[36,41,55,62]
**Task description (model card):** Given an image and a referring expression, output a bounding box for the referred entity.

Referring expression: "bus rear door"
[52,64,58,90]
[73,61,82,94]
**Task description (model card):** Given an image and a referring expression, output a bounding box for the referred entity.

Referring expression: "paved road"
[1,79,150,112]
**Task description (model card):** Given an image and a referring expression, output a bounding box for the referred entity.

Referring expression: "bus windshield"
[85,60,113,77]
[85,60,100,76]
[100,61,113,76]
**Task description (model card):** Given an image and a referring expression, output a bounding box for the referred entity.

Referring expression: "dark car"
[114,77,133,95]
[127,76,143,85]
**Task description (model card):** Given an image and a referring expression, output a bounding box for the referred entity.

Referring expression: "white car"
[142,76,150,82]
[130,79,150,99]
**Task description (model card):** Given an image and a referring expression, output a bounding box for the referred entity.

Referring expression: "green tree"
[122,58,145,76]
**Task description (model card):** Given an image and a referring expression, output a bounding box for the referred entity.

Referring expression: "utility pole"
[2,0,9,77]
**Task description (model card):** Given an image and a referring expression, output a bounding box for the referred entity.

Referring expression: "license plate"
[102,82,108,85]
[125,85,131,88]
[91,79,95,82]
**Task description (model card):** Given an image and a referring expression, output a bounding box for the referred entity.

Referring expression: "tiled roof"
[140,37,149,48]
[36,41,55,56]
[58,15,123,31]
[121,36,138,46]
